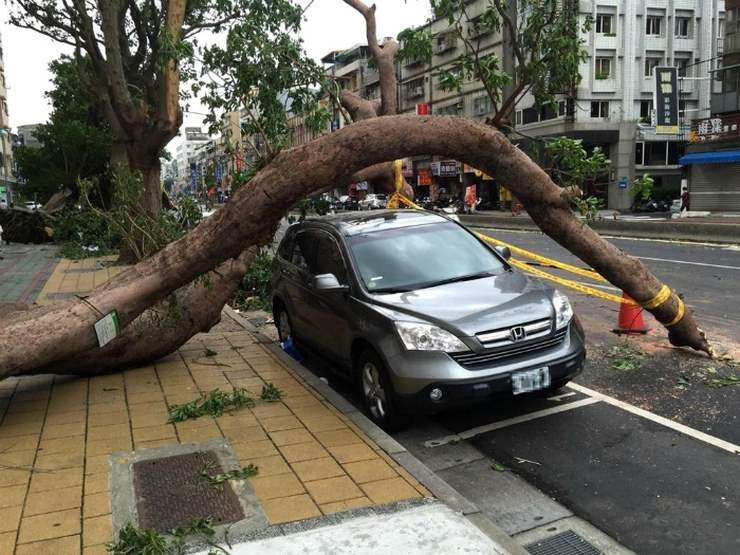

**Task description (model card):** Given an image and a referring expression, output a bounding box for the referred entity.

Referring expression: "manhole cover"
[133,450,244,532]
[525,530,602,555]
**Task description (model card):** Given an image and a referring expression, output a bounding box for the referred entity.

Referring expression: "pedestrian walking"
[680,186,690,217]
[464,184,477,214]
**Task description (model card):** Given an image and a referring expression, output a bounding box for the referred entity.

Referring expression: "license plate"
[511,367,550,395]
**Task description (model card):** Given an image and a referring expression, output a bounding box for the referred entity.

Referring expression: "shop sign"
[431,160,460,177]
[402,158,413,178]
[417,169,432,186]
[689,114,740,143]
[654,67,679,135]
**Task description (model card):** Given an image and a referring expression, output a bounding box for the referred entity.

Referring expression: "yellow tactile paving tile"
[35,256,125,305]
[0,256,430,553]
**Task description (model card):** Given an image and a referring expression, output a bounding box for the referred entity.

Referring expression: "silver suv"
[272,210,586,430]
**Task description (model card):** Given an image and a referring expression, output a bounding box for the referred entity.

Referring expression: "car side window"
[292,230,348,284]
[277,231,294,261]
[314,234,348,284]
[292,232,318,272]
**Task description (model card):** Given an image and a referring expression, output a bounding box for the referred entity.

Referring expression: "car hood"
[367,271,554,336]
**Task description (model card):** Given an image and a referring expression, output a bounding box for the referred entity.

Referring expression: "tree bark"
[0,115,712,378]
[26,247,256,376]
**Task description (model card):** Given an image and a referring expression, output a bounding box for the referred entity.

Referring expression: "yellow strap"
[507,258,639,305]
[641,284,671,310]
[393,159,404,193]
[666,298,685,326]
[475,233,608,284]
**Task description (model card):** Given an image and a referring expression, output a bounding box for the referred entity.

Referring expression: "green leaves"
[167,388,255,423]
[260,383,283,403]
[201,462,259,485]
[199,0,328,161]
[631,174,655,201]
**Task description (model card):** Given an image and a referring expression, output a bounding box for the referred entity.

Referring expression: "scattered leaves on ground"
[167,388,254,423]
[201,461,259,485]
[605,342,646,371]
[491,461,507,472]
[260,383,283,402]
[107,518,229,555]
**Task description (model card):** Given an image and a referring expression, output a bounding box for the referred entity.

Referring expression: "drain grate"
[524,530,603,555]
[133,450,245,533]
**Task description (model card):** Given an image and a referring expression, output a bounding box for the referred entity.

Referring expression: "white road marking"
[635,256,740,271]
[472,226,739,248]
[547,391,577,402]
[424,398,600,448]
[568,383,740,456]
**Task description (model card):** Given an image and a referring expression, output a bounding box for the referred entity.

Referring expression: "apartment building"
[398,0,513,202]
[680,0,740,210]
[516,0,725,210]
[0,31,16,205]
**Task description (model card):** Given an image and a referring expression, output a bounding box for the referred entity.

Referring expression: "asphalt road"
[471,228,740,336]
[294,230,740,554]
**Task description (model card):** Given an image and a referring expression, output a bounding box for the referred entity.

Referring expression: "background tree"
[14,55,111,204]
[399,0,585,128]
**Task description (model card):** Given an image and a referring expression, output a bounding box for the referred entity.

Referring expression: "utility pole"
[0,127,9,206]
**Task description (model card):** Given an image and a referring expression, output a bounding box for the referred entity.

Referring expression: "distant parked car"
[343,197,359,211]
[0,199,7,210]
[359,193,388,210]
[24,201,41,211]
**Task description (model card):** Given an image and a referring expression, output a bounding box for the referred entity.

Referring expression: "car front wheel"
[357,350,410,432]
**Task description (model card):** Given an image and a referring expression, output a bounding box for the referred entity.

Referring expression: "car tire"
[356,349,411,432]
[274,303,294,344]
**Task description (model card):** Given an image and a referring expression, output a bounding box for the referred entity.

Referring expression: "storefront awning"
[679,149,740,165]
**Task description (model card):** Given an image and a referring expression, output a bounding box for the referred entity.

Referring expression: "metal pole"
[0,128,9,205]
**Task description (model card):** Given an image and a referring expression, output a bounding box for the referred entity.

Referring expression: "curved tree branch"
[0,115,712,376]
[343,0,398,115]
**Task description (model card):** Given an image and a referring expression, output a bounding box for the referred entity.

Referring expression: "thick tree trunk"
[26,247,256,375]
[0,115,712,378]
[110,141,164,263]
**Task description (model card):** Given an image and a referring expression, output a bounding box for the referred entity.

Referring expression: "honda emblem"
[510,326,526,342]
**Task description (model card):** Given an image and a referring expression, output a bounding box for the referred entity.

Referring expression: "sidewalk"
[0,256,520,554]
[461,211,740,244]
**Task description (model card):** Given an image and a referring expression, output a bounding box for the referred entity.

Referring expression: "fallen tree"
[0,115,712,376]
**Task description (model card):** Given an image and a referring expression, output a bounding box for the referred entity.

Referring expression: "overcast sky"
[1,0,431,140]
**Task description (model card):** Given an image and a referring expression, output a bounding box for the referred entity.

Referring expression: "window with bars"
[645,57,661,77]
[595,14,613,34]
[595,57,612,79]
[590,101,609,118]
[675,17,691,38]
[646,16,662,36]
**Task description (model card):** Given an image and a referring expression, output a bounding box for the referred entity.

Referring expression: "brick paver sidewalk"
[0,245,59,304]
[0,257,429,554]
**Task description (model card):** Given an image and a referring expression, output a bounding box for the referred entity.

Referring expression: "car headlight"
[552,289,573,329]
[394,322,469,352]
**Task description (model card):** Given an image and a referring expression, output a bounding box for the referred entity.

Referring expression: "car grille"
[451,320,568,369]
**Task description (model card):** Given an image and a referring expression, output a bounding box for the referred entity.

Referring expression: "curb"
[223,305,528,555]
[459,214,740,245]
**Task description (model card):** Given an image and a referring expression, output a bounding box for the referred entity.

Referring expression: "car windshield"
[348,222,505,293]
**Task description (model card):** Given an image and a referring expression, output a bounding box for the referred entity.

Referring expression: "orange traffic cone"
[613,293,649,334]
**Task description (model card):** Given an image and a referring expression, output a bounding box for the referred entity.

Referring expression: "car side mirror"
[314,273,349,292]
[495,246,512,260]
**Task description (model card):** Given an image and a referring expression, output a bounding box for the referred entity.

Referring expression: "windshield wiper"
[416,271,497,290]
[371,287,415,294]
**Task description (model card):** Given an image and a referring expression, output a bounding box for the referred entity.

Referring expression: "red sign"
[416,103,430,115]
[417,169,432,186]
